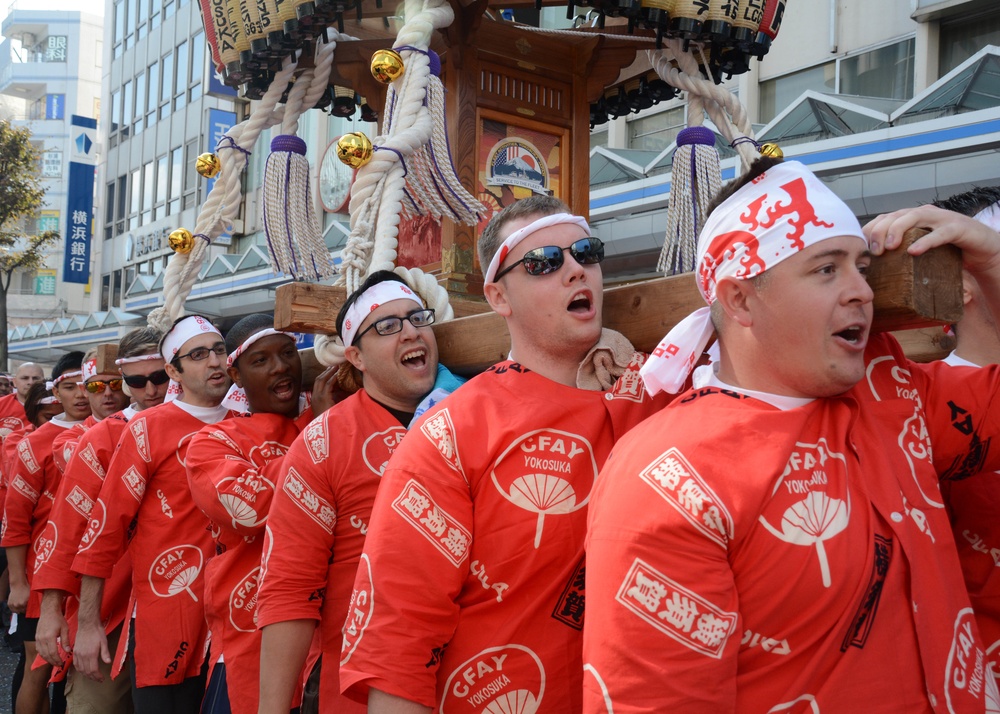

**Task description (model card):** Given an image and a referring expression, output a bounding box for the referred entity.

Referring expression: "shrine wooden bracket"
[277,228,962,379]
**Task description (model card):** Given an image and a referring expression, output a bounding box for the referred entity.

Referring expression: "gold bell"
[371,49,405,84]
[760,142,784,159]
[336,132,374,169]
[196,152,222,178]
[168,228,195,254]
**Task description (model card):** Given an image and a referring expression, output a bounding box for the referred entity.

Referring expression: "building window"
[169,146,182,214]
[155,155,168,220]
[142,161,154,226]
[134,72,145,134]
[840,38,914,100]
[101,273,111,311]
[759,63,836,124]
[175,40,188,110]
[116,175,127,236]
[129,168,141,230]
[161,51,173,119]
[940,10,1000,76]
[112,269,123,307]
[628,105,686,152]
[138,0,149,40]
[190,31,204,102]
[122,80,133,136]
[183,139,199,209]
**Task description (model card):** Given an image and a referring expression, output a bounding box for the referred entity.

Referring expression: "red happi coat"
[72,401,232,687]
[339,356,670,712]
[185,407,314,714]
[583,334,1000,713]
[51,415,98,474]
[0,425,32,532]
[257,390,408,713]
[33,409,135,676]
[0,393,27,443]
[2,416,82,617]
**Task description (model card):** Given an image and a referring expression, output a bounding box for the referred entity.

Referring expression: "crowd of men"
[0,160,998,713]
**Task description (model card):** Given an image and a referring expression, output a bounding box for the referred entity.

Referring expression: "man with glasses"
[340,197,669,713]
[4,351,88,714]
[73,315,233,714]
[257,272,443,714]
[33,327,168,714]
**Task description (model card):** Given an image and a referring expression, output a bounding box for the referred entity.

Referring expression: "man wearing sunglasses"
[340,198,670,714]
[73,314,234,714]
[4,350,88,714]
[33,327,168,714]
[185,313,339,714]
[258,271,447,714]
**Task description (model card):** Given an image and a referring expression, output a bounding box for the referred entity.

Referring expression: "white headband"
[341,281,425,347]
[483,212,591,284]
[641,161,866,396]
[227,328,293,368]
[82,358,98,382]
[48,370,82,390]
[974,201,1000,232]
[161,315,222,363]
[39,396,59,405]
[116,353,164,366]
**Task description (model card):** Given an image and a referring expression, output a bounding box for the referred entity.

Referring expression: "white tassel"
[262,134,334,280]
[657,126,722,275]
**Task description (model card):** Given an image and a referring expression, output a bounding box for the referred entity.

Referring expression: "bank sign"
[63,115,97,284]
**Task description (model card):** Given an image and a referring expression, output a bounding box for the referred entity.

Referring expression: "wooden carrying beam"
[282,229,962,377]
[96,343,121,374]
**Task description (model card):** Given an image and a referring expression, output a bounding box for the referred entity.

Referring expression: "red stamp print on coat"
[207,428,240,453]
[77,443,105,479]
[616,558,737,659]
[10,474,39,503]
[148,544,204,602]
[420,408,463,477]
[440,644,546,713]
[608,353,648,403]
[282,467,336,533]
[66,485,95,519]
[362,426,406,476]
[303,417,329,464]
[638,447,733,548]
[130,417,151,463]
[340,553,373,665]
[229,567,260,633]
[33,521,57,572]
[392,479,471,567]
[122,465,146,501]
[17,439,39,474]
[492,430,597,549]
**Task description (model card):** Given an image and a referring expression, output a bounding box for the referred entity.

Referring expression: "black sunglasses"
[122,369,171,389]
[494,237,605,281]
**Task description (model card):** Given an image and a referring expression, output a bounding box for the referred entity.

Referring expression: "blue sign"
[45,94,64,120]
[208,68,239,99]
[293,332,315,349]
[63,115,97,285]
[207,108,237,246]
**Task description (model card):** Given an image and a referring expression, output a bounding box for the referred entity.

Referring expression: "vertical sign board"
[45,94,64,120]
[207,108,237,246]
[64,115,98,285]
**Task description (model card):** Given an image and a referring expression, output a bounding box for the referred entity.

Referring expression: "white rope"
[149,37,343,331]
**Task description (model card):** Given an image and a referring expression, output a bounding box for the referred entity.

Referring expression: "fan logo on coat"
[77,499,106,552]
[758,439,850,588]
[0,416,22,438]
[172,432,196,468]
[864,356,944,509]
[340,553,373,665]
[62,443,75,466]
[616,558,738,659]
[440,644,545,714]
[17,439,39,474]
[66,485,95,518]
[282,467,336,533]
[362,426,407,476]
[491,430,597,549]
[229,567,260,633]
[148,544,204,602]
[946,608,1000,712]
[421,408,463,476]
[130,417,151,462]
[638,447,733,548]
[77,443,105,479]
[303,417,329,464]
[32,521,57,572]
[392,479,471,567]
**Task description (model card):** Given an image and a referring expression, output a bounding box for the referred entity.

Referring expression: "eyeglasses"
[494,237,605,281]
[121,369,170,389]
[174,342,227,362]
[84,378,124,394]
[354,308,436,344]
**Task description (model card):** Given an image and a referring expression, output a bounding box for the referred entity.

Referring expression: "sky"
[1,0,106,22]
